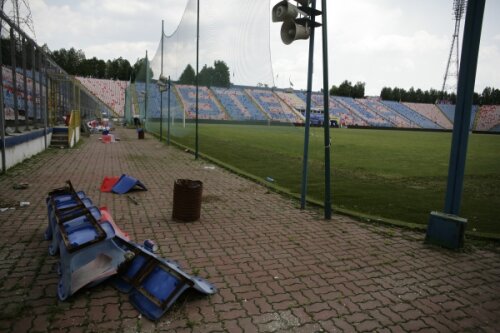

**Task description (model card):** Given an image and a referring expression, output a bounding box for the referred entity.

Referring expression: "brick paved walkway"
[0,127,499,333]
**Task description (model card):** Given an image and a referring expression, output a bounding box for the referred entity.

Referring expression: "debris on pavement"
[13,182,29,189]
[44,180,216,320]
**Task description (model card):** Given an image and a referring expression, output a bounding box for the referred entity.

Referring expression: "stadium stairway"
[50,130,69,149]
[243,89,271,121]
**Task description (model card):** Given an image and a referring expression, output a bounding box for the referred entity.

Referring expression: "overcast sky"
[23,0,500,95]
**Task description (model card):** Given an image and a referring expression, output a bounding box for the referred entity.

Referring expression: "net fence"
[123,0,499,234]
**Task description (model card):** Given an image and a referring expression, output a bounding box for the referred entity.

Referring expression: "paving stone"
[0,127,498,333]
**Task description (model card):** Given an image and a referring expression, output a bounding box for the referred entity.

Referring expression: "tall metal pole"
[144,50,148,129]
[159,21,164,141]
[10,27,21,133]
[22,37,30,131]
[167,75,171,146]
[300,0,317,210]
[195,0,200,159]
[444,0,485,215]
[31,42,38,129]
[0,31,6,173]
[322,0,332,219]
[43,55,49,146]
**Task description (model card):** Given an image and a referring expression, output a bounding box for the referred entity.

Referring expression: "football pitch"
[150,121,500,236]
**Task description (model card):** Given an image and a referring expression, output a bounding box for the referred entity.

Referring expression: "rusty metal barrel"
[172,179,203,222]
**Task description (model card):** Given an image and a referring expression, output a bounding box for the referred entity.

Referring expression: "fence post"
[31,42,38,129]
[10,27,20,133]
[22,37,30,131]
[0,33,6,173]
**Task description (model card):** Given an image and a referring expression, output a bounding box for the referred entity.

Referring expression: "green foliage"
[178,64,196,85]
[330,80,365,98]
[131,57,154,82]
[480,87,500,104]
[380,86,500,105]
[49,47,132,80]
[178,60,231,87]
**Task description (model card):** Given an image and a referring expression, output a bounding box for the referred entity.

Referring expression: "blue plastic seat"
[111,238,217,321]
[111,174,147,194]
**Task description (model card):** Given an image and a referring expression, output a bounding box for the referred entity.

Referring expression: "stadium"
[0,0,499,332]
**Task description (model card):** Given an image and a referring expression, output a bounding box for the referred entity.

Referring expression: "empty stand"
[175,84,227,120]
[357,98,415,128]
[436,103,478,130]
[211,87,267,121]
[335,96,392,127]
[245,88,302,122]
[77,77,128,117]
[382,101,442,129]
[404,102,453,129]
[475,105,500,132]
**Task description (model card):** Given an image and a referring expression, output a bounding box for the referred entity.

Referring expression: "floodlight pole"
[167,75,171,146]
[426,0,485,249]
[159,20,164,142]
[300,0,317,210]
[195,0,200,159]
[322,0,332,219]
[444,0,485,215]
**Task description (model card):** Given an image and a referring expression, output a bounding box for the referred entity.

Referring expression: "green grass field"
[148,121,500,236]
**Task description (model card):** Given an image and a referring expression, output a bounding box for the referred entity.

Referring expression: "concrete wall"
[0,129,52,170]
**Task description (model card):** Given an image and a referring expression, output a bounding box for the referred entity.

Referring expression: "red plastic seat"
[100,176,120,192]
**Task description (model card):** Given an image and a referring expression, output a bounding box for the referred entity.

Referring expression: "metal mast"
[441,0,466,98]
[0,0,37,40]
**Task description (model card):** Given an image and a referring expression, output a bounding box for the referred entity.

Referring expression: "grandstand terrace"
[275,90,306,110]
[175,84,227,120]
[1,65,44,119]
[357,98,415,128]
[404,102,453,129]
[304,92,365,126]
[335,96,392,127]
[77,77,128,117]
[475,105,500,132]
[382,100,442,129]
[211,87,267,121]
[245,88,302,122]
[437,103,478,130]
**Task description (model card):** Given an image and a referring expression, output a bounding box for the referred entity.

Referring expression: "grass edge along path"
[144,121,500,239]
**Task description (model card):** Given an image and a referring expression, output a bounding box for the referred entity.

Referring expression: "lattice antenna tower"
[441,0,466,97]
[0,0,37,40]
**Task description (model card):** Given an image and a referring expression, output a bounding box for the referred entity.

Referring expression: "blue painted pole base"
[425,211,467,249]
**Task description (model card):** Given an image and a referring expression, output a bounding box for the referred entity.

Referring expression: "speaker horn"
[272,0,299,22]
[295,0,310,6]
[280,20,310,45]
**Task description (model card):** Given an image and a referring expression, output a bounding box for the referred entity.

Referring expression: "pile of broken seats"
[44,181,216,321]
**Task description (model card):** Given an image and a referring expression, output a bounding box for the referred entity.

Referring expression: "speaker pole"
[167,75,171,146]
[159,20,164,142]
[300,0,317,210]
[322,0,332,219]
[195,0,200,160]
[145,50,148,128]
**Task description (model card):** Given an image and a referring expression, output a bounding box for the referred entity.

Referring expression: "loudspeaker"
[280,20,310,45]
[272,0,299,22]
[296,0,310,6]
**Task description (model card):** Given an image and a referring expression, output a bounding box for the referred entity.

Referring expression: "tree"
[380,87,392,100]
[337,80,352,97]
[178,64,196,85]
[352,81,365,98]
[198,64,214,87]
[131,57,153,82]
[329,84,339,96]
[51,47,85,75]
[212,60,230,87]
